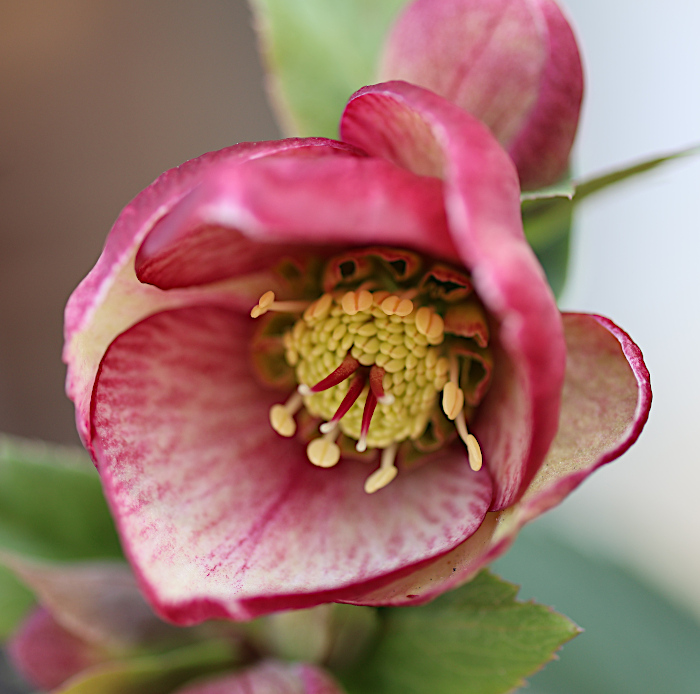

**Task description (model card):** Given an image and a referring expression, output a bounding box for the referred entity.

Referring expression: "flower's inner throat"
[250,247,493,494]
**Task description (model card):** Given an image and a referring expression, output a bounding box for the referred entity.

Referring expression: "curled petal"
[135,154,453,290]
[342,82,565,509]
[173,661,344,694]
[337,313,651,606]
[92,307,493,622]
[64,138,360,449]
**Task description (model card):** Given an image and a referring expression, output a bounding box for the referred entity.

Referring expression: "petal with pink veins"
[341,81,565,510]
[91,306,492,622]
[64,139,361,449]
[336,313,651,606]
[173,661,344,694]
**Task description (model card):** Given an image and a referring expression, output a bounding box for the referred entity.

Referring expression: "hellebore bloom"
[64,81,649,623]
[378,0,584,189]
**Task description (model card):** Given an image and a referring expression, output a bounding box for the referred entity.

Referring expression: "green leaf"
[0,435,122,562]
[522,146,699,251]
[338,570,579,694]
[54,639,239,694]
[493,523,700,694]
[248,0,408,138]
[522,147,697,297]
[0,563,34,640]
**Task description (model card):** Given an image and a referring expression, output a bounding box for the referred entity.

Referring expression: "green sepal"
[53,639,240,694]
[337,570,580,694]
[0,434,122,562]
[248,0,409,138]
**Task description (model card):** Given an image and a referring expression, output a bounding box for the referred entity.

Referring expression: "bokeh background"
[1,0,699,690]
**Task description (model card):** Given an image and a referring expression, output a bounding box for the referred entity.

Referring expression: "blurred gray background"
[1,0,698,625]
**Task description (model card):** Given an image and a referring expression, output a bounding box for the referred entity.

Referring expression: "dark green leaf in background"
[0,565,34,640]
[0,435,122,562]
[494,523,700,694]
[338,570,579,694]
[248,0,408,138]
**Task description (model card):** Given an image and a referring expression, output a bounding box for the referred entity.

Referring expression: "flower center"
[250,248,492,493]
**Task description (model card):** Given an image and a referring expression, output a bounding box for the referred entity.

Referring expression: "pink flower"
[64,81,649,624]
[378,0,584,189]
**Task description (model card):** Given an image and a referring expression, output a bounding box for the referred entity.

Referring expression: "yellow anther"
[304,293,333,321]
[364,443,399,494]
[269,404,296,437]
[415,306,445,342]
[307,436,341,468]
[251,290,276,318]
[442,381,464,420]
[380,295,414,317]
[372,290,391,306]
[455,410,483,472]
[466,434,483,472]
[341,289,373,316]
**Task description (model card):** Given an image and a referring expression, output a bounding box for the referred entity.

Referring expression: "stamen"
[303,293,333,322]
[298,354,360,396]
[341,289,373,316]
[369,365,395,406]
[319,373,366,433]
[269,392,303,437]
[442,354,465,420]
[415,306,445,343]
[251,291,311,318]
[356,387,378,453]
[442,381,464,421]
[364,442,399,494]
[307,428,341,468]
[455,411,483,472]
[380,295,414,317]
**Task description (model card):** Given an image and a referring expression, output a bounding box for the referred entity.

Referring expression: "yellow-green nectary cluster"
[283,292,450,449]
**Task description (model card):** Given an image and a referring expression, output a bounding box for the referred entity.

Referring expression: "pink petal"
[378,0,583,189]
[1,556,177,649]
[8,608,104,691]
[378,0,546,148]
[91,306,492,622]
[64,138,357,448]
[173,661,344,694]
[134,154,453,290]
[506,0,584,189]
[336,313,651,606]
[341,82,565,510]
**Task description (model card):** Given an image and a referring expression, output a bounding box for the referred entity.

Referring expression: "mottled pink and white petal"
[64,138,358,448]
[173,661,345,694]
[91,306,492,622]
[339,313,650,606]
[8,608,105,692]
[378,0,546,148]
[135,154,453,290]
[507,0,584,189]
[342,82,565,509]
